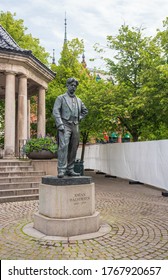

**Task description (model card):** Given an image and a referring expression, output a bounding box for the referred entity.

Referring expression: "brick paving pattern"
[0,171,168,260]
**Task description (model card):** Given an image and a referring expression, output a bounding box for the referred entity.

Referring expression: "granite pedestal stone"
[34,176,100,237]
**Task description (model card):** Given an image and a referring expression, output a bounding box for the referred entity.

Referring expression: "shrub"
[23,137,57,154]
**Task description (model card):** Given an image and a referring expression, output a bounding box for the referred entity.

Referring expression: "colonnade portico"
[0,24,55,158]
[4,71,48,158]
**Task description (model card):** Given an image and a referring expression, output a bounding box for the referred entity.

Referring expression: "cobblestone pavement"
[0,171,168,260]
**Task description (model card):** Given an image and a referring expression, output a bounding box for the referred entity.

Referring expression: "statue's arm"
[79,101,88,121]
[52,96,64,130]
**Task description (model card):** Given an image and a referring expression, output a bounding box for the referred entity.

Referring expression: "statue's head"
[66,77,79,88]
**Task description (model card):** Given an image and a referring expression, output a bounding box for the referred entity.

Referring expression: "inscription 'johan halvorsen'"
[70,192,90,202]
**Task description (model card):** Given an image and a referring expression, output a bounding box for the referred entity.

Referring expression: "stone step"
[0,160,31,167]
[0,193,39,203]
[0,171,46,177]
[0,188,39,197]
[0,166,34,172]
[0,182,39,190]
[0,159,45,202]
[0,176,42,183]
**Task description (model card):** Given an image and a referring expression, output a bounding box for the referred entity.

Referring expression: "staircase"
[0,159,46,203]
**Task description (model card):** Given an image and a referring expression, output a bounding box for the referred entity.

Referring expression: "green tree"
[0,11,49,65]
[151,17,168,137]
[103,23,167,141]
[155,17,168,63]
[77,78,114,160]
[139,18,168,139]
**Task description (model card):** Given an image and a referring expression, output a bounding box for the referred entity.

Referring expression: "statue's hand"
[58,125,65,132]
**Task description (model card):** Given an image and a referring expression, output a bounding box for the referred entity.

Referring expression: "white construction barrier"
[77,140,168,191]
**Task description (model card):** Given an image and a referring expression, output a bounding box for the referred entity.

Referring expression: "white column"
[37,86,46,137]
[17,75,27,143]
[4,72,16,157]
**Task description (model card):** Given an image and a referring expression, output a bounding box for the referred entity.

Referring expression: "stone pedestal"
[34,176,100,237]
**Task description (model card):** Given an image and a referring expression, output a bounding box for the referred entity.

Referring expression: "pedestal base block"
[39,181,95,219]
[34,176,100,237]
[34,211,100,237]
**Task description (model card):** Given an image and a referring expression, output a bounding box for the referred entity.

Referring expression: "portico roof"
[0,24,30,54]
[0,24,55,78]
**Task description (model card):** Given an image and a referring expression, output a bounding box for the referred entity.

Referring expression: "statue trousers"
[57,121,79,173]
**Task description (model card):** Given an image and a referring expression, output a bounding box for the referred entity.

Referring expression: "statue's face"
[67,82,77,96]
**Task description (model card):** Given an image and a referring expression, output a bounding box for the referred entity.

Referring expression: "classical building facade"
[0,25,55,157]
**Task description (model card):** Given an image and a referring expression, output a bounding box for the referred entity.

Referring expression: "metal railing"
[18,139,27,159]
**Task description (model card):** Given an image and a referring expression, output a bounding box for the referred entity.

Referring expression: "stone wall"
[31,159,57,176]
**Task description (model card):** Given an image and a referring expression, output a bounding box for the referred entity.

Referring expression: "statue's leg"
[57,126,71,177]
[67,124,80,175]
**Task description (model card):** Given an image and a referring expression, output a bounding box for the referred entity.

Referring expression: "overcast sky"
[1,0,168,69]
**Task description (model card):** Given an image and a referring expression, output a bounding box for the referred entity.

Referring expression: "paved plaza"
[0,171,168,260]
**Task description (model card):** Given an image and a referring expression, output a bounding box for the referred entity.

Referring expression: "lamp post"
[123,132,131,142]
[111,132,118,143]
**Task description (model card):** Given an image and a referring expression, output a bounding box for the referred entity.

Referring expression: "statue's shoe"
[66,171,80,176]
[57,172,64,178]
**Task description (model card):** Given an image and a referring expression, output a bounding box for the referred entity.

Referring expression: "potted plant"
[23,137,58,159]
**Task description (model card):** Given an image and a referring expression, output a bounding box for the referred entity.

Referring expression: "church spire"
[52,48,56,64]
[81,52,87,68]
[64,12,67,44]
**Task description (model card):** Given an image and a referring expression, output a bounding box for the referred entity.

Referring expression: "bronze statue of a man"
[53,77,88,178]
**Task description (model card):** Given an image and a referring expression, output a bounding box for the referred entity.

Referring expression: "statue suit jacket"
[52,92,88,129]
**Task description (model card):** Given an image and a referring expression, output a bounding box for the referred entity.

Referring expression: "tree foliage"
[0,11,49,65]
[97,20,168,141]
